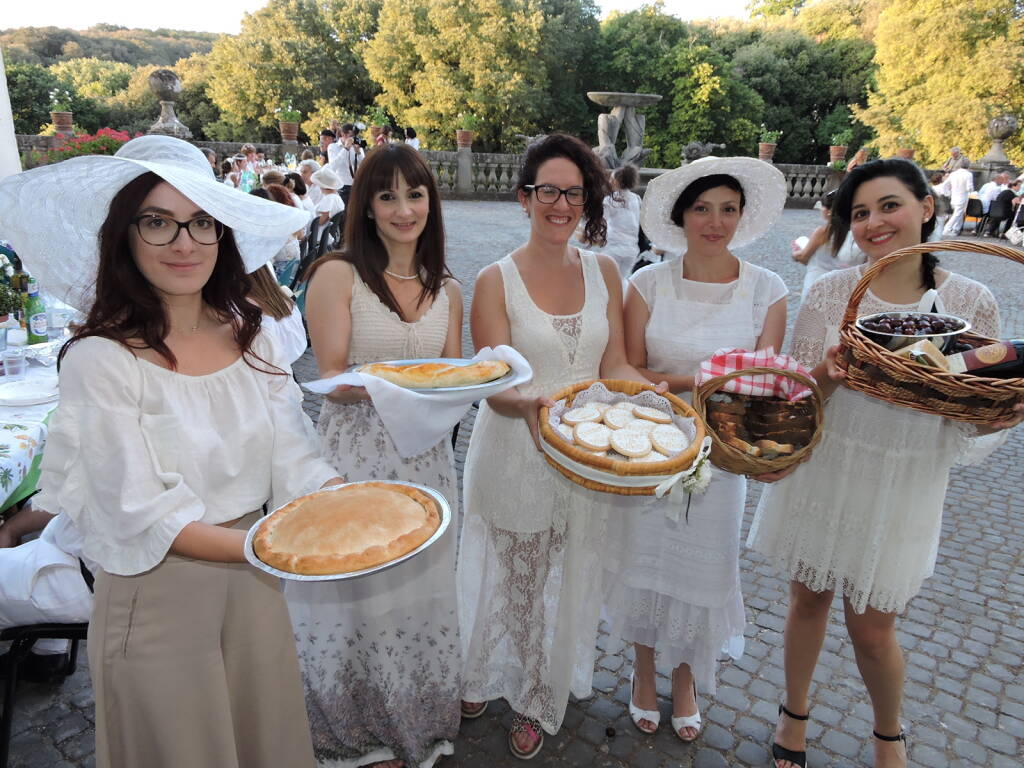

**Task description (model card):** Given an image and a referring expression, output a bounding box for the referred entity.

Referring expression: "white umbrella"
[0,45,21,182]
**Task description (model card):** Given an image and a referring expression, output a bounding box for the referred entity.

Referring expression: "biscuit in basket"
[631,405,673,424]
[556,423,575,443]
[358,360,510,388]
[563,405,601,426]
[573,422,612,451]
[610,429,652,458]
[629,451,665,463]
[651,424,689,456]
[754,439,794,459]
[603,407,635,430]
[622,418,657,435]
[725,436,762,457]
[591,402,612,414]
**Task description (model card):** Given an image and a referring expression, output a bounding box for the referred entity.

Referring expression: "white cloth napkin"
[302,346,533,458]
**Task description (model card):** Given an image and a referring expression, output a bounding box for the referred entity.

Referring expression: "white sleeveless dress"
[748,267,1001,614]
[604,256,788,692]
[458,250,617,734]
[285,266,460,768]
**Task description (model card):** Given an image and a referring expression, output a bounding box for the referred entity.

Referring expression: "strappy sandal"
[460,700,488,719]
[628,669,660,734]
[508,713,544,760]
[671,678,701,743]
[873,728,908,765]
[770,703,809,767]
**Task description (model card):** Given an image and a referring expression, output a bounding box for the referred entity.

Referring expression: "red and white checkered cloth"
[696,347,814,401]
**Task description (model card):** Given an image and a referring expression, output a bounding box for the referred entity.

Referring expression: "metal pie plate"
[244,480,451,581]
[348,357,516,394]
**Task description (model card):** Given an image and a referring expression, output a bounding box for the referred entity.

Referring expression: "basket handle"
[694,365,823,405]
[840,240,1024,330]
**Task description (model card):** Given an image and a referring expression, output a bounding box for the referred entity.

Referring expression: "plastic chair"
[965,197,986,234]
[0,623,88,767]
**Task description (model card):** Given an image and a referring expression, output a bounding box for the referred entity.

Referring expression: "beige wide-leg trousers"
[88,513,314,768]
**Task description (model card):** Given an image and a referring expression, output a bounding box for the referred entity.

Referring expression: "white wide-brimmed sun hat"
[0,135,310,310]
[310,166,343,190]
[640,156,787,252]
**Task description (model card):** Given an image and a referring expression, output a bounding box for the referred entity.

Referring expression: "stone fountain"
[587,92,662,169]
[147,69,192,140]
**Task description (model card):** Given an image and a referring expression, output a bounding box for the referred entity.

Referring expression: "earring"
[367,212,374,219]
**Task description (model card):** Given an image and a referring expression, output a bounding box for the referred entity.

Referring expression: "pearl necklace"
[384,269,420,281]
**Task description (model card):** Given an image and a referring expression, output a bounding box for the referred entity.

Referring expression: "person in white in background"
[310,166,345,227]
[792,190,865,299]
[327,123,365,206]
[287,172,318,217]
[977,171,1010,214]
[0,507,94,680]
[249,263,307,365]
[405,126,421,150]
[298,159,323,206]
[941,165,973,236]
[600,164,643,281]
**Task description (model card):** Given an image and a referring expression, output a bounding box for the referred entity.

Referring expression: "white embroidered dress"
[604,256,787,692]
[284,266,460,768]
[458,250,616,734]
[747,267,1001,614]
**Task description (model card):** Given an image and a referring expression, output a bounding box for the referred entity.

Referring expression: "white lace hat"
[0,135,310,310]
[640,157,787,252]
[310,166,343,190]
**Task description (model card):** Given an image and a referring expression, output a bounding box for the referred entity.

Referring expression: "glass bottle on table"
[24,278,48,344]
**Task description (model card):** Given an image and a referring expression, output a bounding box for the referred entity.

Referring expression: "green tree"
[534,0,602,140]
[856,0,1023,165]
[50,57,134,100]
[5,62,60,133]
[747,0,806,17]
[207,0,379,140]
[363,0,549,149]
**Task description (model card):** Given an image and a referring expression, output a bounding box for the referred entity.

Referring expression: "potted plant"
[828,159,848,173]
[456,112,481,148]
[829,129,854,162]
[365,106,390,140]
[0,283,22,323]
[48,88,75,136]
[758,125,782,162]
[895,135,915,160]
[275,102,302,143]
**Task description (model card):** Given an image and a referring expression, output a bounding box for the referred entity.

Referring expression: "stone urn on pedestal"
[146,69,192,139]
[977,114,1019,174]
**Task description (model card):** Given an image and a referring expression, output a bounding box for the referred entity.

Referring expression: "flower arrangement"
[48,88,74,112]
[0,244,16,286]
[759,125,783,144]
[45,128,140,163]
[274,102,301,122]
[458,112,482,132]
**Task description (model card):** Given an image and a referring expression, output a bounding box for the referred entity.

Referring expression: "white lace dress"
[747,267,1001,614]
[458,250,617,734]
[284,268,460,768]
[604,257,788,693]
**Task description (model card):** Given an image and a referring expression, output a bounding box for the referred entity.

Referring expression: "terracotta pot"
[49,111,73,136]
[757,142,776,162]
[369,125,384,140]
[456,129,475,149]
[896,147,915,160]
[278,121,299,143]
[829,145,848,162]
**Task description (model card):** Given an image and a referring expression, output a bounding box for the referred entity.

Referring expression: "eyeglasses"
[132,214,224,246]
[523,184,588,206]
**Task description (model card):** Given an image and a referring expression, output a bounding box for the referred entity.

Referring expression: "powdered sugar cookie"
[603,407,635,430]
[622,418,657,435]
[563,405,601,426]
[590,402,612,414]
[610,429,652,458]
[651,423,688,456]
[632,405,673,424]
[573,422,612,451]
[629,451,665,463]
[556,423,575,443]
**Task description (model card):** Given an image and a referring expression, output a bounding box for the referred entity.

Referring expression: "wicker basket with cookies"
[538,379,711,497]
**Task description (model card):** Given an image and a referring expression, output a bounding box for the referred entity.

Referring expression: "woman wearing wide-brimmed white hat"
[311,165,345,227]
[605,157,789,742]
[0,135,342,768]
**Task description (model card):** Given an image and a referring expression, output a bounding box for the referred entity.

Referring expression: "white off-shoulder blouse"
[36,334,336,576]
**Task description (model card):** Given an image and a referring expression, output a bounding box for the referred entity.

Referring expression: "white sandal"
[671,676,702,743]
[628,669,660,734]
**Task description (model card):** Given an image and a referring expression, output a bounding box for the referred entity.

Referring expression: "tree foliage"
[856,0,1024,165]
[5,62,60,134]
[0,25,216,67]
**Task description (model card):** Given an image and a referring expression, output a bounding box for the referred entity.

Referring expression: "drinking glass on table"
[2,347,26,381]
[48,309,70,341]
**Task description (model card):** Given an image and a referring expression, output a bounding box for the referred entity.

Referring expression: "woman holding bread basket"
[748,158,1024,768]
[611,158,789,742]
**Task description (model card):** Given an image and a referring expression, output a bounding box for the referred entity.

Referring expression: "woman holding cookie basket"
[610,157,789,741]
[747,158,1024,768]
[456,134,663,759]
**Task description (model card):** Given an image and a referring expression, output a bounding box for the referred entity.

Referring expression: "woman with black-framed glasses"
[457,134,663,759]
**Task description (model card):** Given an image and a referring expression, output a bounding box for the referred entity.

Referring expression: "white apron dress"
[747,267,1002,614]
[458,250,619,734]
[605,256,787,692]
[285,267,460,768]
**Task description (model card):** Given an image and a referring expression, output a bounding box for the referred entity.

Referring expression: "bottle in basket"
[946,341,1023,378]
[24,278,48,344]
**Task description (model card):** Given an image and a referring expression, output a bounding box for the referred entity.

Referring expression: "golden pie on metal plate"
[253,483,441,575]
[358,360,510,389]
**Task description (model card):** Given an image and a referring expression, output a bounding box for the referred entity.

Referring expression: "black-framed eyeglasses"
[523,184,588,206]
[132,214,224,246]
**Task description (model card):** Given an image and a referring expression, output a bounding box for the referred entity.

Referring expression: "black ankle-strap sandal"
[873,729,906,742]
[770,704,810,768]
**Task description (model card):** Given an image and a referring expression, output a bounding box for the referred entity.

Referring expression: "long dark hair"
[831,158,939,289]
[305,143,450,319]
[516,133,610,246]
[59,172,265,370]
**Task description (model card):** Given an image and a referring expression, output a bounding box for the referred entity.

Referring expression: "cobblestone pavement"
[6,203,1021,767]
